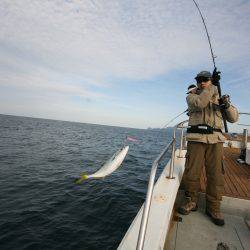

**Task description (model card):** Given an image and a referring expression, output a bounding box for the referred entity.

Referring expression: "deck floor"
[166,208,250,250]
[200,147,250,200]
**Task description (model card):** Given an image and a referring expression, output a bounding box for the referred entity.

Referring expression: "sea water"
[0,114,173,250]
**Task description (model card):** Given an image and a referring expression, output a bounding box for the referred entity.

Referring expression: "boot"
[206,209,225,226]
[178,201,198,215]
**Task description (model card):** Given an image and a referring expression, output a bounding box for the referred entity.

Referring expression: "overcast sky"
[0,0,249,129]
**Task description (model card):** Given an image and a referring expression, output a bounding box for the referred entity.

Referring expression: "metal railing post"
[179,127,184,157]
[136,162,157,250]
[168,127,176,179]
[136,141,173,250]
[242,129,248,150]
[136,120,189,249]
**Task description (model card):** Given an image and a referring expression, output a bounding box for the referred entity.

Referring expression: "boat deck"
[166,206,250,250]
[166,146,250,250]
[200,147,250,200]
[119,144,250,250]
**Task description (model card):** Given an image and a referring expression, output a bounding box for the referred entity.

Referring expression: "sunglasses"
[196,76,211,84]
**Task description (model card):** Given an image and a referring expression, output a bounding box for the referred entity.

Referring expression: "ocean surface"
[0,114,175,250]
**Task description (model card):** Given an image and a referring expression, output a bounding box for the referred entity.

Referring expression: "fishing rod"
[237,113,250,127]
[238,124,250,127]
[150,109,188,147]
[162,109,188,129]
[125,110,188,148]
[192,0,229,133]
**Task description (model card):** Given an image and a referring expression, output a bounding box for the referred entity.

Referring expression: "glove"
[212,68,221,86]
[219,94,230,109]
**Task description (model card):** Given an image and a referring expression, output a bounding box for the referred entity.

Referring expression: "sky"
[0,0,250,129]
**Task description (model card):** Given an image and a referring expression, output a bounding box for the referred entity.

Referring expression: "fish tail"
[74,173,89,184]
[81,173,88,178]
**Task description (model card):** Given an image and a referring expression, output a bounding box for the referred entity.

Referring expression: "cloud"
[1,71,105,99]
[0,0,249,127]
[1,0,249,80]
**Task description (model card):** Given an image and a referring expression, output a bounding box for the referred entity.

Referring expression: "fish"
[75,145,129,184]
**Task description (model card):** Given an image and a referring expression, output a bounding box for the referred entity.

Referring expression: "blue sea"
[0,114,174,250]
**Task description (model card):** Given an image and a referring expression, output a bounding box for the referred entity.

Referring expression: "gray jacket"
[186,84,239,144]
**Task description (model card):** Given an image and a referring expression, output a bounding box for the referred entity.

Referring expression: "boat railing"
[134,112,250,250]
[136,119,189,250]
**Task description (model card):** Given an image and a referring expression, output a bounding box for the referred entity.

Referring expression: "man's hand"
[212,68,221,86]
[219,94,230,109]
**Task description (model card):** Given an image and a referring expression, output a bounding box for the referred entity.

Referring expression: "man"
[178,70,239,226]
[186,84,197,94]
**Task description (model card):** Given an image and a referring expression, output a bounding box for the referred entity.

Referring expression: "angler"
[176,0,241,226]
[178,70,239,226]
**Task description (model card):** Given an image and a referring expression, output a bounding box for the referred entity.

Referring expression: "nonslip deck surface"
[200,147,250,200]
[166,208,250,250]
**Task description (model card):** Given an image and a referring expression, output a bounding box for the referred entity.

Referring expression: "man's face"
[197,78,212,89]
